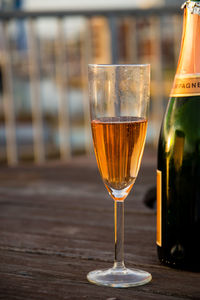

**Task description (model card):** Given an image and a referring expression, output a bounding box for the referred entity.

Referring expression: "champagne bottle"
[157,0,200,270]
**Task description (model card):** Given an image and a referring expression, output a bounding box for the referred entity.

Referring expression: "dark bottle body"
[157,0,200,270]
[157,95,200,270]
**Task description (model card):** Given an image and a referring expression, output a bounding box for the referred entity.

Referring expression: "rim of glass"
[88,63,150,68]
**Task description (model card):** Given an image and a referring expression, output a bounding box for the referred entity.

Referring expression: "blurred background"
[0,0,183,165]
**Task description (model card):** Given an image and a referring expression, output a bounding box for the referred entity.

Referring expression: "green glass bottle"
[157,0,200,270]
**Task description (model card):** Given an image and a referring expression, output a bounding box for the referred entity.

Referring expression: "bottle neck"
[176,4,200,75]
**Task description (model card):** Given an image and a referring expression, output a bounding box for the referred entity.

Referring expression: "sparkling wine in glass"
[87,64,152,288]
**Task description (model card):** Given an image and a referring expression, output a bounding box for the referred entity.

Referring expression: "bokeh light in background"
[0,0,183,164]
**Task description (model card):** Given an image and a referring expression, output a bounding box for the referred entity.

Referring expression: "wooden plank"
[0,275,182,300]
[79,18,93,154]
[27,19,45,164]
[0,151,199,299]
[1,22,18,165]
[148,16,164,145]
[55,18,71,161]
[127,18,138,63]
[0,250,199,300]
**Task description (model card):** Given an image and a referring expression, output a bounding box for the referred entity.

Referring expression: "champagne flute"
[87,64,152,288]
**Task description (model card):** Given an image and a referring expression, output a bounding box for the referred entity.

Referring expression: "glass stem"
[113,200,125,269]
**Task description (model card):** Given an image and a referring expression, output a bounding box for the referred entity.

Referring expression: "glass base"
[87,266,152,288]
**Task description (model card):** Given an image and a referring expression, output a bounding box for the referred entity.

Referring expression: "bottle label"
[157,170,162,247]
[170,74,200,97]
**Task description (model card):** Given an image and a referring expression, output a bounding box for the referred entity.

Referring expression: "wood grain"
[0,148,199,299]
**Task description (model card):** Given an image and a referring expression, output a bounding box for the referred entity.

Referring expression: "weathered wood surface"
[0,147,199,300]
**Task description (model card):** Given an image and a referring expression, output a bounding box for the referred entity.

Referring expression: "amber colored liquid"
[91,117,147,200]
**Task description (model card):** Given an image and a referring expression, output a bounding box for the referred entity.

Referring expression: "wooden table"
[0,148,199,300]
